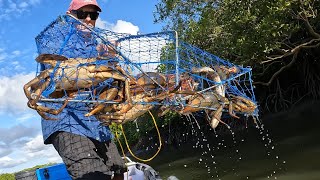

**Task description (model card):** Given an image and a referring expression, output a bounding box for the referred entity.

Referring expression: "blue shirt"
[42,100,114,144]
[36,15,122,144]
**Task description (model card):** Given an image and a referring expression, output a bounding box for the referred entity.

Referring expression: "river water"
[144,101,320,180]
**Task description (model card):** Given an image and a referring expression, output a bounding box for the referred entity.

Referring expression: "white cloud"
[0,133,62,171]
[29,0,41,6]
[95,18,108,29]
[0,47,37,75]
[0,51,7,61]
[0,124,37,145]
[0,0,42,21]
[18,2,28,8]
[0,73,35,114]
[96,19,139,35]
[21,135,62,167]
[0,156,27,169]
[8,1,17,10]
[0,49,23,63]
[112,20,139,35]
[11,61,19,65]
[0,145,11,157]
[24,135,45,153]
[25,143,60,160]
[11,50,21,56]
[16,113,37,123]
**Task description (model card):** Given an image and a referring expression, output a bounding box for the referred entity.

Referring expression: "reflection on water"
[146,101,320,180]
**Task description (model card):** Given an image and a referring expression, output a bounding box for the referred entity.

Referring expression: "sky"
[0,0,165,174]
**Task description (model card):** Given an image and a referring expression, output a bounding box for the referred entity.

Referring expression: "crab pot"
[33,15,259,121]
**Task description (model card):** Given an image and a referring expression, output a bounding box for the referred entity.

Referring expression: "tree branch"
[254,52,299,86]
[261,38,320,64]
[256,60,281,76]
[255,41,320,86]
[299,1,320,39]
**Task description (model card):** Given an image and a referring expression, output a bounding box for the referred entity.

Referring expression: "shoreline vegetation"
[0,163,56,180]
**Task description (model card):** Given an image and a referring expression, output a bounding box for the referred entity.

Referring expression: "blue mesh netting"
[29,15,258,127]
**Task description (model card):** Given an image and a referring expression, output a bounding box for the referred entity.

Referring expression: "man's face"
[70,5,99,27]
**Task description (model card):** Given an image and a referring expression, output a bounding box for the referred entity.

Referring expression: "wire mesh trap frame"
[31,15,258,121]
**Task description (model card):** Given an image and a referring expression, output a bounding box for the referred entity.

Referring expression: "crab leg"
[94,71,126,81]
[97,90,174,124]
[85,87,119,117]
[99,104,154,125]
[228,101,240,119]
[24,70,51,100]
[27,99,69,120]
[30,79,51,102]
[210,104,224,129]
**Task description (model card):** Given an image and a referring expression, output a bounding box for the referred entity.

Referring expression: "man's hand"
[96,41,119,59]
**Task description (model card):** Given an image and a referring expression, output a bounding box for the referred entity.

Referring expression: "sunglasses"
[73,10,99,20]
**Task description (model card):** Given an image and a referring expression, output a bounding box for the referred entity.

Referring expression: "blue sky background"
[0,0,165,173]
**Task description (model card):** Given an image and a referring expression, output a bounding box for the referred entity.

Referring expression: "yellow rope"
[115,130,129,180]
[120,110,162,162]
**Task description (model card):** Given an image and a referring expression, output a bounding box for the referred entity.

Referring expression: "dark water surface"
[145,101,320,180]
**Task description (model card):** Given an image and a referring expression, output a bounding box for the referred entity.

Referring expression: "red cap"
[68,0,102,12]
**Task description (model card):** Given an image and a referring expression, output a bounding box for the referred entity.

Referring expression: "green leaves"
[0,173,15,180]
[154,0,319,66]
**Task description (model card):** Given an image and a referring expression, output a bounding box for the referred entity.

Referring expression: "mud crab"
[227,95,257,118]
[97,90,176,125]
[23,53,134,120]
[85,71,171,117]
[175,65,252,129]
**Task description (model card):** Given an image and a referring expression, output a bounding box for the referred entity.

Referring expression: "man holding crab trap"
[25,0,260,179]
[23,0,129,179]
